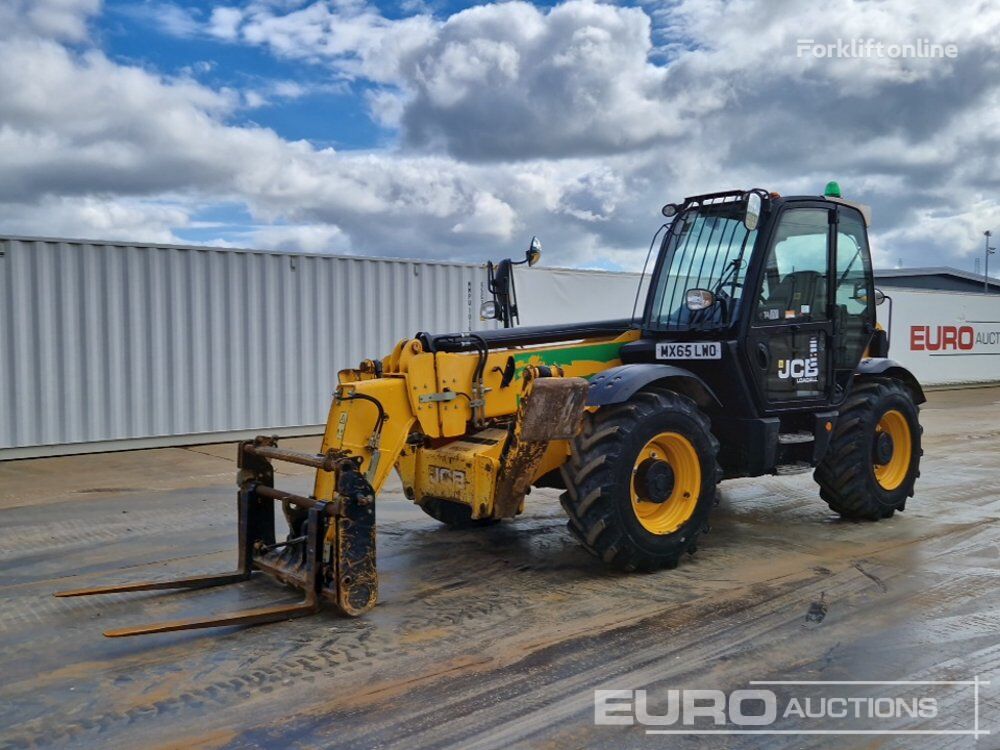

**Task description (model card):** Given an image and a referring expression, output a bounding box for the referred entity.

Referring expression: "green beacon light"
[824,180,842,198]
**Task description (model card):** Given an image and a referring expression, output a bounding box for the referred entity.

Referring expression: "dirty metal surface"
[1,391,999,749]
[494,376,589,518]
[517,376,590,442]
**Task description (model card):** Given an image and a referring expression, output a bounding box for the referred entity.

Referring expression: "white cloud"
[0,0,101,42]
[218,0,438,83]
[556,168,626,223]
[208,6,244,40]
[144,2,202,37]
[400,1,685,159]
[213,0,682,158]
[450,192,516,237]
[0,24,581,259]
[0,195,190,243]
[0,37,245,200]
[243,222,350,252]
[872,198,1000,270]
[242,78,311,108]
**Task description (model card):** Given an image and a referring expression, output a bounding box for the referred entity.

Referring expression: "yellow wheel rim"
[630,431,701,535]
[873,409,911,491]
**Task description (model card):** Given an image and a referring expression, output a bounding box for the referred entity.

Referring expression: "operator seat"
[767,270,827,318]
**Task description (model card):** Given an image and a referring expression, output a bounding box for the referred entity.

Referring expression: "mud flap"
[332,460,378,616]
[493,376,590,518]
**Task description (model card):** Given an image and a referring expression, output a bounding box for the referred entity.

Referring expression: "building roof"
[874,266,1000,291]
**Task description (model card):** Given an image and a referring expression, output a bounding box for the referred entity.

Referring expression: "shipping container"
[0,236,489,458]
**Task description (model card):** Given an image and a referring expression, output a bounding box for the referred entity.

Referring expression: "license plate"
[656,342,722,360]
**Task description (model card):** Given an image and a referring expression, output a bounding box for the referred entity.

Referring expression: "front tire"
[814,377,922,520]
[560,389,721,571]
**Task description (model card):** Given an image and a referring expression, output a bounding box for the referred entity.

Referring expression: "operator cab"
[625,183,883,429]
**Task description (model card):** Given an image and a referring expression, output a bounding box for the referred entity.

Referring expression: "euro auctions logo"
[594,678,990,737]
[910,323,1000,352]
[595,688,788,727]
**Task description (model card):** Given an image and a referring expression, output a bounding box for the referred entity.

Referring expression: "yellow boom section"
[313,328,640,503]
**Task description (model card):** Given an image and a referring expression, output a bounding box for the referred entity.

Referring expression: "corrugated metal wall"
[0,236,488,458]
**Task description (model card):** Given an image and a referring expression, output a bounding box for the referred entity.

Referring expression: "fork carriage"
[56,437,377,636]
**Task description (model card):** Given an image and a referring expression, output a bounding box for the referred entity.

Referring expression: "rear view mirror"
[744,192,761,231]
[854,285,886,306]
[526,236,542,267]
[686,288,716,311]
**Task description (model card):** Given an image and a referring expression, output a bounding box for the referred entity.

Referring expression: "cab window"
[755,208,830,324]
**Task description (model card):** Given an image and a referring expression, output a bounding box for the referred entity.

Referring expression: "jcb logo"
[429,466,466,489]
[777,358,819,380]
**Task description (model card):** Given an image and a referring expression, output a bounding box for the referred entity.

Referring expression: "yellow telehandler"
[58,184,924,636]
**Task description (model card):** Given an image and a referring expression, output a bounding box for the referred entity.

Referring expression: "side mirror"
[854,285,886,306]
[526,236,542,267]
[686,288,716,311]
[744,192,761,231]
[479,300,498,320]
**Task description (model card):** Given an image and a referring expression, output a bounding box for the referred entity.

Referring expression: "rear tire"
[419,497,500,528]
[814,377,922,520]
[560,389,721,571]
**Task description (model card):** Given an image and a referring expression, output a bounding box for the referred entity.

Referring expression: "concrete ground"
[1,388,998,749]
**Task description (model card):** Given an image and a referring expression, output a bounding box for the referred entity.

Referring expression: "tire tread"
[814,377,922,520]
[560,389,720,570]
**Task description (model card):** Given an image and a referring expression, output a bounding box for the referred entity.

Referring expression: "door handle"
[756,341,771,370]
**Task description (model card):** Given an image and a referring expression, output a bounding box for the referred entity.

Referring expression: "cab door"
[830,206,876,395]
[745,204,835,409]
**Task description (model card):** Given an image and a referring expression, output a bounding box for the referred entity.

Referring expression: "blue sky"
[97,1,395,249]
[102,1,388,150]
[0,0,997,272]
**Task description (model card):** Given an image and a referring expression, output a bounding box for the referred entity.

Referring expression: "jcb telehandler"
[58,183,924,637]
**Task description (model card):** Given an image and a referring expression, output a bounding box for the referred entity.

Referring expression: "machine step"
[778,432,814,444]
[775,461,812,475]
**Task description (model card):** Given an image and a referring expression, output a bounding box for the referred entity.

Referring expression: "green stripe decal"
[513,341,623,378]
